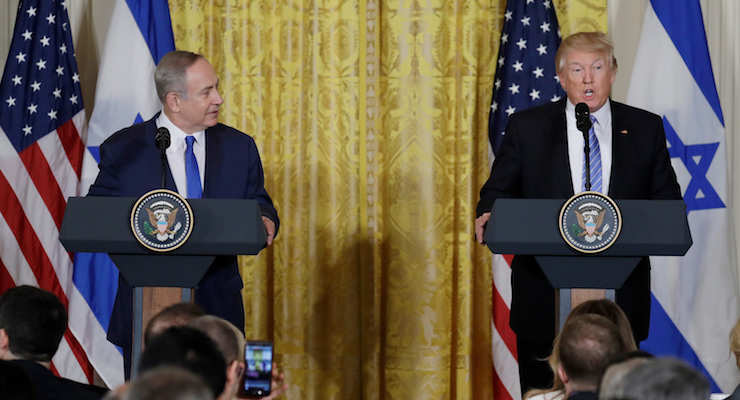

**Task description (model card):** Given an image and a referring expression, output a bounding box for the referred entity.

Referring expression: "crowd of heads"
[0,286,287,400]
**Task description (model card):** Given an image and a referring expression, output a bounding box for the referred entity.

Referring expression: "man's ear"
[165,92,180,113]
[0,328,10,358]
[227,360,244,384]
[557,363,569,384]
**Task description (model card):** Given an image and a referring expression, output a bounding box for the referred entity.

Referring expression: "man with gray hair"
[598,357,710,400]
[89,50,279,377]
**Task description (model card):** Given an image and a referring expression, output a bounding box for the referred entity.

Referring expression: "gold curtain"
[167,0,606,398]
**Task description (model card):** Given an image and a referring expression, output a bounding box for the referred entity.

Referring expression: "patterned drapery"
[168,0,606,398]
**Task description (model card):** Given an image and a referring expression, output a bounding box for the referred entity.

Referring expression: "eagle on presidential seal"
[574,204,610,243]
[146,207,181,241]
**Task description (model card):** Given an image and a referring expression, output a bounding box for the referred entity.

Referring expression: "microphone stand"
[575,103,593,192]
[581,125,592,192]
[155,128,171,188]
[160,148,167,188]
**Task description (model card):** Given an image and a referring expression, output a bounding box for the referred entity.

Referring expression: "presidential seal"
[130,189,194,252]
[559,192,622,254]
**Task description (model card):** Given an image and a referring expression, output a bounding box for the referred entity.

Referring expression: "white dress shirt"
[566,99,613,195]
[156,112,206,198]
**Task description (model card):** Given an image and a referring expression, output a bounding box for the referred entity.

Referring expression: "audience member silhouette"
[0,285,108,400]
[525,300,636,400]
[557,314,625,399]
[138,326,226,398]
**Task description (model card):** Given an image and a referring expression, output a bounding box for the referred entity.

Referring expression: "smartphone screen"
[240,340,273,397]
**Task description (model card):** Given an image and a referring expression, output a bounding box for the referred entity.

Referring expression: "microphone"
[575,103,593,191]
[155,127,170,188]
[575,102,592,133]
[155,127,171,150]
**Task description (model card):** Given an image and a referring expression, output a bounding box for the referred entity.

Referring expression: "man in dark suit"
[0,285,108,399]
[475,32,681,392]
[88,51,279,377]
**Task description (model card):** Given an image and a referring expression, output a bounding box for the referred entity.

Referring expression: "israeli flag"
[627,0,739,392]
[74,0,174,386]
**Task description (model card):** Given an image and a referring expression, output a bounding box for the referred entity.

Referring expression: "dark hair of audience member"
[138,326,226,398]
[143,302,206,345]
[0,359,39,400]
[121,366,214,400]
[0,285,67,361]
[558,314,625,386]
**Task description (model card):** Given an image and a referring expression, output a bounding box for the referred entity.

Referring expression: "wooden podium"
[483,198,692,330]
[60,196,267,374]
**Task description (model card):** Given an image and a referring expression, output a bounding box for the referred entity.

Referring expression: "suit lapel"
[551,100,574,197]
[608,102,628,197]
[202,126,223,199]
[144,116,178,192]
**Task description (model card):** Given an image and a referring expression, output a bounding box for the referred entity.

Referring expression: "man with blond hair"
[475,32,682,391]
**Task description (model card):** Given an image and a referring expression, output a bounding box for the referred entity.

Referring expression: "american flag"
[489,0,564,150]
[488,1,564,399]
[0,0,104,384]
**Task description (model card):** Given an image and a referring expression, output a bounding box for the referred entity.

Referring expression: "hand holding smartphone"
[239,340,273,398]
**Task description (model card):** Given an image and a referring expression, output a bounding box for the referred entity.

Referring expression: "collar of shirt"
[565,99,613,195]
[156,112,206,196]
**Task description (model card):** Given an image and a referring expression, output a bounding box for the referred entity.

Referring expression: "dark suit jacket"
[13,359,108,400]
[477,99,681,343]
[88,115,279,371]
[728,383,740,400]
[567,391,597,400]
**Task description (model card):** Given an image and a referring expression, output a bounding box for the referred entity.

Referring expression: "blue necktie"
[185,136,202,199]
[583,115,602,193]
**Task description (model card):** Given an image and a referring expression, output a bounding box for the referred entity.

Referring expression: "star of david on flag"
[627,0,739,392]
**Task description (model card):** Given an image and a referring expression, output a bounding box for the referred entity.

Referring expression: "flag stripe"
[0,170,94,382]
[650,0,723,124]
[493,279,517,358]
[38,125,80,201]
[57,119,84,179]
[124,0,175,62]
[493,367,515,400]
[644,295,721,392]
[19,143,67,230]
[0,257,14,293]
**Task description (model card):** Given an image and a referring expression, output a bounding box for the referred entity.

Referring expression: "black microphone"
[575,102,592,133]
[155,127,170,188]
[575,103,593,191]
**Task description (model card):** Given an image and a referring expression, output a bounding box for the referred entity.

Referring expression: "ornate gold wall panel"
[168,0,605,398]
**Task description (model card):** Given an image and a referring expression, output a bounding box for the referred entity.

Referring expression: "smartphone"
[239,340,273,397]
